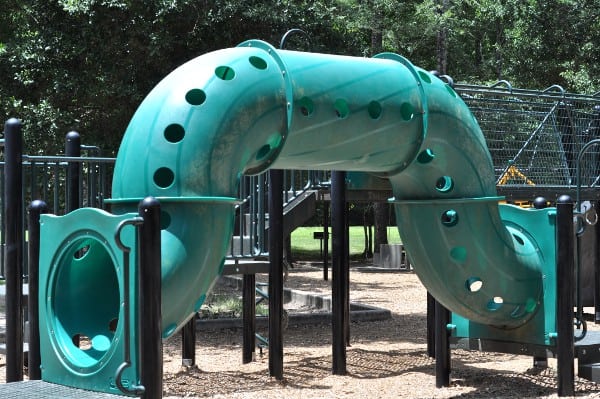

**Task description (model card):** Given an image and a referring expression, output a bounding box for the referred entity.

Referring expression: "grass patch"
[199,294,269,319]
[291,226,401,261]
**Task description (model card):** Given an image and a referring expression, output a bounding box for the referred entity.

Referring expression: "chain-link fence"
[456,82,600,199]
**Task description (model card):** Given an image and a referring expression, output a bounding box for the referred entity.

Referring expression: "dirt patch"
[2,261,600,398]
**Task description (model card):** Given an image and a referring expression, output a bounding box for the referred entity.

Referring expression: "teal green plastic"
[270,48,426,173]
[38,208,140,395]
[449,205,557,345]
[393,198,546,328]
[105,40,556,343]
[346,172,392,191]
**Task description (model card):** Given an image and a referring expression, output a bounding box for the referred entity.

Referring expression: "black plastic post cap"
[557,194,573,204]
[533,197,548,209]
[28,200,48,212]
[139,196,160,211]
[4,118,22,133]
[65,131,80,141]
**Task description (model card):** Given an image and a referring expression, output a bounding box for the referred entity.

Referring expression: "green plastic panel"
[39,208,140,395]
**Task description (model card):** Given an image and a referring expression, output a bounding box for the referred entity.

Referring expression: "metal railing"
[0,153,115,279]
[455,83,600,195]
[3,82,600,275]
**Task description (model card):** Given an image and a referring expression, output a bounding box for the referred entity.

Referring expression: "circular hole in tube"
[466,277,483,292]
[298,97,314,117]
[73,244,91,260]
[249,56,267,70]
[160,211,171,230]
[75,334,92,350]
[153,167,175,188]
[256,144,271,160]
[417,148,435,164]
[400,102,414,121]
[441,209,458,227]
[450,246,467,263]
[108,318,118,333]
[511,305,526,318]
[418,70,432,83]
[487,297,504,311]
[435,176,454,193]
[513,234,525,246]
[215,65,235,80]
[91,334,111,352]
[185,89,206,106]
[368,101,382,119]
[334,99,350,119]
[164,124,185,143]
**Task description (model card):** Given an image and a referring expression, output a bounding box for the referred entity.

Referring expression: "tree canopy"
[1,0,599,154]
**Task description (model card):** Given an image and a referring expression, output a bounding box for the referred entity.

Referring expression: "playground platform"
[0,380,128,398]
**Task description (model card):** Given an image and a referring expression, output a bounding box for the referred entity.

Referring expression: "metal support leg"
[268,169,284,379]
[181,316,196,367]
[27,200,47,380]
[323,201,330,281]
[139,197,163,399]
[556,195,575,396]
[242,273,256,364]
[331,171,347,375]
[426,292,435,358]
[434,299,450,388]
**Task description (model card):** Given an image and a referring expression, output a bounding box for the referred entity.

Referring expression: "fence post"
[556,195,575,396]
[331,170,348,375]
[268,169,284,379]
[27,200,47,380]
[138,197,162,399]
[4,118,24,382]
[65,131,81,212]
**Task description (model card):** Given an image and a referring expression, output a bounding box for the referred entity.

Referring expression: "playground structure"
[1,38,600,398]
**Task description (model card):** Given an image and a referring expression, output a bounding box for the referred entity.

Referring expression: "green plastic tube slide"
[107,39,547,337]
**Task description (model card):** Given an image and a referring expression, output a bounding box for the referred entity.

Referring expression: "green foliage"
[0,0,599,156]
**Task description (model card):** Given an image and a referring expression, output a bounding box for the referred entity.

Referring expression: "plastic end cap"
[138,196,161,212]
[28,199,48,212]
[557,194,573,205]
[4,117,22,131]
[533,197,547,209]
[66,131,80,141]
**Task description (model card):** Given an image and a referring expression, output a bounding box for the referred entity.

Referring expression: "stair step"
[579,363,600,382]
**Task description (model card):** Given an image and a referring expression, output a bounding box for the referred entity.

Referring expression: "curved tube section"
[110,40,545,336]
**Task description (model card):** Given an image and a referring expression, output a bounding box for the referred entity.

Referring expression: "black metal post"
[426,292,435,358]
[268,169,284,379]
[595,200,600,324]
[331,171,347,375]
[27,200,47,380]
[4,118,24,382]
[242,273,256,363]
[344,202,350,346]
[138,197,162,399]
[181,316,196,367]
[323,201,330,281]
[556,195,575,396]
[65,131,81,212]
[434,299,450,387]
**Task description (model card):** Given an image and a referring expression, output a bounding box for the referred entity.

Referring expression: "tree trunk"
[373,202,388,253]
[436,0,449,75]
